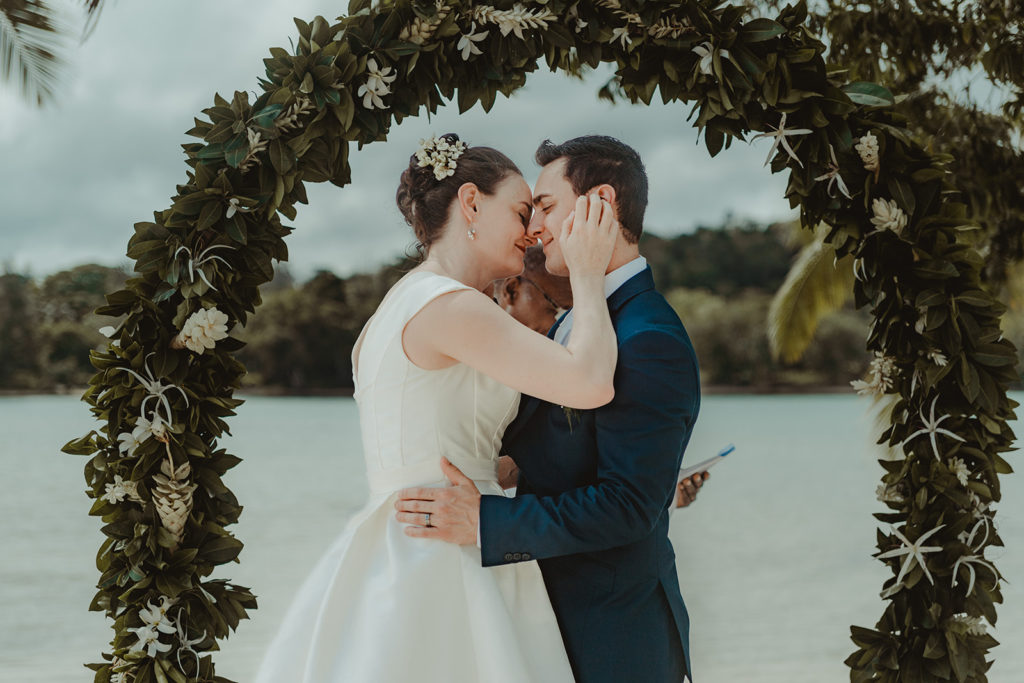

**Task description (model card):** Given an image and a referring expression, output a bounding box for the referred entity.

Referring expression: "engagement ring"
[424,512,432,527]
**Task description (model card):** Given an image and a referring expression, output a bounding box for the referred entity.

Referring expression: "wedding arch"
[63,1,1016,681]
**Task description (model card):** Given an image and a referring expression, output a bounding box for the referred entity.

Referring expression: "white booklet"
[677,444,734,483]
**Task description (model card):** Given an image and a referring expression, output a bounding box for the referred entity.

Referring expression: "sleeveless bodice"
[352,271,520,494]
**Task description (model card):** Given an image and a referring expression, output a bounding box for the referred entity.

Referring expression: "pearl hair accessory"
[415,134,468,181]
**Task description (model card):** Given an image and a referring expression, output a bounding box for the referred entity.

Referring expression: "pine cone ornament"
[153,459,197,546]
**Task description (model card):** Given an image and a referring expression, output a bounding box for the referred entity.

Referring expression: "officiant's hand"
[676,471,709,508]
[395,458,480,545]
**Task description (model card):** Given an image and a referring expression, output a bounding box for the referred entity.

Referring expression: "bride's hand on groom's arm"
[395,458,481,545]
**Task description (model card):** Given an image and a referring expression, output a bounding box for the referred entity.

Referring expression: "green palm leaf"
[1,1,106,105]
[0,0,65,105]
[768,230,855,363]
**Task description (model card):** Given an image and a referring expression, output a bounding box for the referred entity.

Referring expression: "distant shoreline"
[0,384,860,398]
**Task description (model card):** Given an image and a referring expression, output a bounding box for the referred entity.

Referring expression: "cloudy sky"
[1,0,796,281]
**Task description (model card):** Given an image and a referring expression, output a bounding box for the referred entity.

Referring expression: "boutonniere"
[561,405,580,433]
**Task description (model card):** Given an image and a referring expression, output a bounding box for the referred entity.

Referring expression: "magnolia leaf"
[740,18,786,43]
[842,82,895,107]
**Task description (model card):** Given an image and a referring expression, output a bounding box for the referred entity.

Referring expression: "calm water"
[1,394,1021,682]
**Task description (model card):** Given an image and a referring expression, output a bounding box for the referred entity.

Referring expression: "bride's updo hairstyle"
[396,133,521,250]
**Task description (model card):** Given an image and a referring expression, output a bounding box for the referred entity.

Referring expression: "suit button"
[522,553,531,561]
[512,552,522,561]
[504,553,513,561]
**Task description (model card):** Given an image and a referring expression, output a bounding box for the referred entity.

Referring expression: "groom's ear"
[591,184,617,212]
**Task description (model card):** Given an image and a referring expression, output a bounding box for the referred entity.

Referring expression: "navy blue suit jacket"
[479,266,700,682]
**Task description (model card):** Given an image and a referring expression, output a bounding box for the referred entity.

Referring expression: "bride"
[253,133,619,682]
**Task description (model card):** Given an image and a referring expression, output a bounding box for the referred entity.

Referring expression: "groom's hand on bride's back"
[395,458,481,545]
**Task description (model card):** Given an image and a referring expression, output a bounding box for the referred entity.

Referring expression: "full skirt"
[252,480,574,682]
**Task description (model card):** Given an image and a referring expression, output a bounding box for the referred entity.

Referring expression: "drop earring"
[467,227,477,240]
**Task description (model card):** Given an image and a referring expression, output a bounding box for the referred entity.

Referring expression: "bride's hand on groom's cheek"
[395,457,481,545]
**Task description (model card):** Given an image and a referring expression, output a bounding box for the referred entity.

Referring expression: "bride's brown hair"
[396,133,521,250]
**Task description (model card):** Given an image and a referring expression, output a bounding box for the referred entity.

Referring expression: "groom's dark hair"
[535,135,648,244]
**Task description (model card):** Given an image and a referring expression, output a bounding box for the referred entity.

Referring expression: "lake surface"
[1,394,1021,682]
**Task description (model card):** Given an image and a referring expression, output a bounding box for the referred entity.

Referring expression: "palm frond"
[0,0,67,106]
[81,0,105,39]
[767,231,855,363]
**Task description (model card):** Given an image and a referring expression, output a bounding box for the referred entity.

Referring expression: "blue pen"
[677,443,734,481]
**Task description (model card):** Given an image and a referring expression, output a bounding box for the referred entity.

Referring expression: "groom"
[397,135,700,682]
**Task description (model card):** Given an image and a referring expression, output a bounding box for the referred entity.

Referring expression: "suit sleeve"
[479,329,699,566]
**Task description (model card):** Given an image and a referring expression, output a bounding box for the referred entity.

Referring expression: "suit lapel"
[607,266,655,317]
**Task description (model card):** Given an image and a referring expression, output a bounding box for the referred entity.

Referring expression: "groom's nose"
[526,212,545,240]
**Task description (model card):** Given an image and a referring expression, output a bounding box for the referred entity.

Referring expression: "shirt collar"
[603,256,647,299]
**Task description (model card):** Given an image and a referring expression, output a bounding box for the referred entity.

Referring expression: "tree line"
[7,220,1018,393]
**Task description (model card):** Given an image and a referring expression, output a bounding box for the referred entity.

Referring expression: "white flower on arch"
[457,24,489,60]
[358,58,397,109]
[876,523,945,596]
[902,395,966,461]
[752,112,812,168]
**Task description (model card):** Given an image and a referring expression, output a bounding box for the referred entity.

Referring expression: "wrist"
[568,270,604,291]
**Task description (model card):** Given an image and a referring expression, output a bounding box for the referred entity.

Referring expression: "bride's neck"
[419,238,492,291]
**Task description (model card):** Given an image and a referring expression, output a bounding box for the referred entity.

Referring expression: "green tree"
[0,272,41,388]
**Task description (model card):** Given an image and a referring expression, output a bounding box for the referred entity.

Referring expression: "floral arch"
[63,1,1016,681]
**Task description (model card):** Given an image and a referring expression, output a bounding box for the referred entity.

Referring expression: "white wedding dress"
[253,271,574,682]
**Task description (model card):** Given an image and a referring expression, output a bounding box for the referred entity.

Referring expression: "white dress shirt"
[553,256,647,346]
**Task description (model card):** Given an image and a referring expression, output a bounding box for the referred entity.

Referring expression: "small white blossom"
[415,134,468,181]
[876,483,904,504]
[129,624,172,658]
[903,395,966,461]
[952,518,998,596]
[876,523,945,593]
[926,348,948,366]
[949,457,970,486]
[358,58,397,110]
[103,474,141,504]
[752,112,813,168]
[851,352,897,397]
[457,24,488,60]
[869,198,908,235]
[133,414,168,442]
[967,490,991,519]
[855,132,880,172]
[117,430,144,458]
[915,306,928,334]
[174,307,230,355]
[813,143,852,199]
[114,354,189,428]
[139,597,178,635]
[110,656,132,683]
[691,42,728,76]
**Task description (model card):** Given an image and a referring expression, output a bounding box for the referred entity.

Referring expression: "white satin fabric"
[253,271,574,682]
